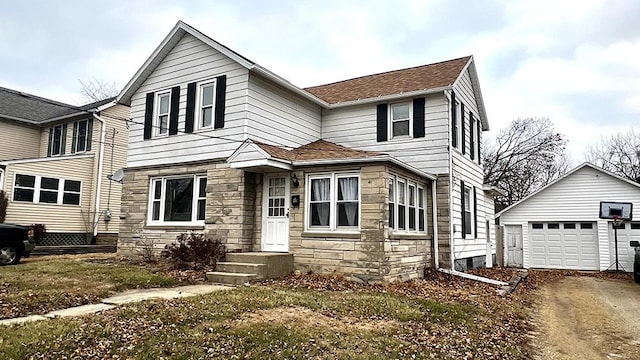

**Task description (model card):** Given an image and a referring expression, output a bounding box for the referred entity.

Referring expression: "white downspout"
[431,178,439,269]
[93,113,107,237]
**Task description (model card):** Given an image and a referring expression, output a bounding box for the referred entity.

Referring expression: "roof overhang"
[482,184,506,197]
[0,154,94,166]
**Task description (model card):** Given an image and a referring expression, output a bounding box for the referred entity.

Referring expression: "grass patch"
[0,286,513,359]
[0,254,179,319]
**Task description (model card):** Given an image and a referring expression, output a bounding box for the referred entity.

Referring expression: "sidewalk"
[0,284,232,326]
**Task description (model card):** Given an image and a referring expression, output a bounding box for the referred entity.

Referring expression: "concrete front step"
[207,252,294,285]
[206,272,256,285]
[216,262,267,279]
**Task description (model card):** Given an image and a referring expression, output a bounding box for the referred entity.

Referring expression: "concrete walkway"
[0,284,232,326]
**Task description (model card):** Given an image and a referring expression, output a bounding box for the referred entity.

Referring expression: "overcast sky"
[1,0,638,160]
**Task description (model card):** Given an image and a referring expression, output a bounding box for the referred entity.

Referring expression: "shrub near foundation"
[161,232,225,270]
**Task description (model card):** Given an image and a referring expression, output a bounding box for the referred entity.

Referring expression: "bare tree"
[586,129,640,182]
[79,78,119,103]
[483,117,570,211]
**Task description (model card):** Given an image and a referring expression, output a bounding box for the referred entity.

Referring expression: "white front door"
[262,176,289,252]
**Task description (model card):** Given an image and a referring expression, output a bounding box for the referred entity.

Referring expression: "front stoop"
[206,252,294,285]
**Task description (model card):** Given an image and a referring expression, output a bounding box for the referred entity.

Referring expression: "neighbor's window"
[148,175,207,224]
[464,187,472,235]
[13,174,81,205]
[307,173,359,231]
[72,119,90,153]
[389,175,427,234]
[156,92,170,135]
[49,124,64,156]
[390,102,411,137]
[199,81,215,129]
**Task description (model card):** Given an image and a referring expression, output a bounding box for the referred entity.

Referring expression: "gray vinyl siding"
[127,33,250,168]
[451,67,492,261]
[0,120,41,160]
[321,92,450,174]
[499,165,640,270]
[246,74,321,147]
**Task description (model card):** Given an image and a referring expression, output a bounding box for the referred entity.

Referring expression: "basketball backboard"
[599,201,633,220]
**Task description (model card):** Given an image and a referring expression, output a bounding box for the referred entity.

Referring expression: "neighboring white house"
[497,162,640,272]
[115,21,497,280]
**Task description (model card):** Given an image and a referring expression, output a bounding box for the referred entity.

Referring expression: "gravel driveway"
[533,276,640,359]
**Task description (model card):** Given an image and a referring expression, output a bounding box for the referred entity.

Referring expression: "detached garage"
[497,163,640,272]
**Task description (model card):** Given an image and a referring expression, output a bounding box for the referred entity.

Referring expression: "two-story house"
[0,87,129,246]
[117,21,496,281]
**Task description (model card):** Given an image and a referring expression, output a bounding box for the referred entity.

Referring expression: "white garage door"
[529,222,599,270]
[608,222,640,272]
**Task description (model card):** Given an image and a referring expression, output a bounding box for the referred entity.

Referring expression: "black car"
[0,223,36,265]
[632,241,640,284]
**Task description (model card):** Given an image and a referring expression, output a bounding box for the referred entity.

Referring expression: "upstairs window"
[72,119,91,153]
[307,173,360,231]
[390,102,411,137]
[49,124,64,156]
[156,92,170,136]
[199,81,215,129]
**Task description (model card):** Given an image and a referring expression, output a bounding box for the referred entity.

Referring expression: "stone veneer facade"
[118,161,437,282]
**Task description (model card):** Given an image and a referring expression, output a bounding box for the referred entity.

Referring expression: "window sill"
[389,232,431,240]
[301,231,361,239]
[146,223,205,231]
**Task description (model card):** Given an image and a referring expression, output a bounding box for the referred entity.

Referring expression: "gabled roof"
[497,162,640,217]
[117,21,489,128]
[305,56,470,104]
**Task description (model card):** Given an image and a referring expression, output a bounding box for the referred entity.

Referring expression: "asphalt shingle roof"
[305,56,471,104]
[254,140,383,162]
[0,87,96,124]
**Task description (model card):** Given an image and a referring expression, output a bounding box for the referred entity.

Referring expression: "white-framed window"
[148,175,207,225]
[0,168,4,190]
[198,80,216,129]
[390,102,412,138]
[464,186,472,235]
[307,173,360,231]
[155,91,171,136]
[72,119,89,153]
[49,124,64,156]
[388,175,426,233]
[12,174,81,205]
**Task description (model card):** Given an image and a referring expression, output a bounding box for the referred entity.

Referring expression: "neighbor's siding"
[321,92,450,174]
[3,156,95,233]
[0,120,41,160]
[95,104,129,234]
[450,67,492,263]
[246,73,321,147]
[499,166,640,271]
[127,33,250,168]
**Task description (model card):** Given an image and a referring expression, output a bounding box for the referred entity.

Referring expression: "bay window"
[148,175,207,225]
[389,175,426,234]
[307,173,359,231]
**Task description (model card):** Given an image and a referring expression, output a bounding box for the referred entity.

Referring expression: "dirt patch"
[233,306,399,332]
[532,277,640,360]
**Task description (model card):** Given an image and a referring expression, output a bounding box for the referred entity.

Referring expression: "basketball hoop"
[612,216,624,229]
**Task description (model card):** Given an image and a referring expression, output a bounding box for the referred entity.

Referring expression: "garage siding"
[499,164,640,271]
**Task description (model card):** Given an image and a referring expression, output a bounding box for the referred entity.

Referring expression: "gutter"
[438,268,508,286]
[92,113,107,237]
[431,178,439,268]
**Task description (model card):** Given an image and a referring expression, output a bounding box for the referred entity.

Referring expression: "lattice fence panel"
[40,233,88,246]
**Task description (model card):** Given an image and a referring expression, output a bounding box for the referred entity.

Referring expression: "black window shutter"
[143,92,155,140]
[413,98,425,138]
[47,128,53,157]
[470,114,475,160]
[71,121,78,154]
[214,75,227,129]
[169,86,180,135]
[460,102,466,155]
[86,118,93,152]
[461,180,466,239]
[477,120,482,165]
[473,186,478,238]
[376,104,388,142]
[61,123,67,155]
[451,91,457,148]
[185,82,196,133]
